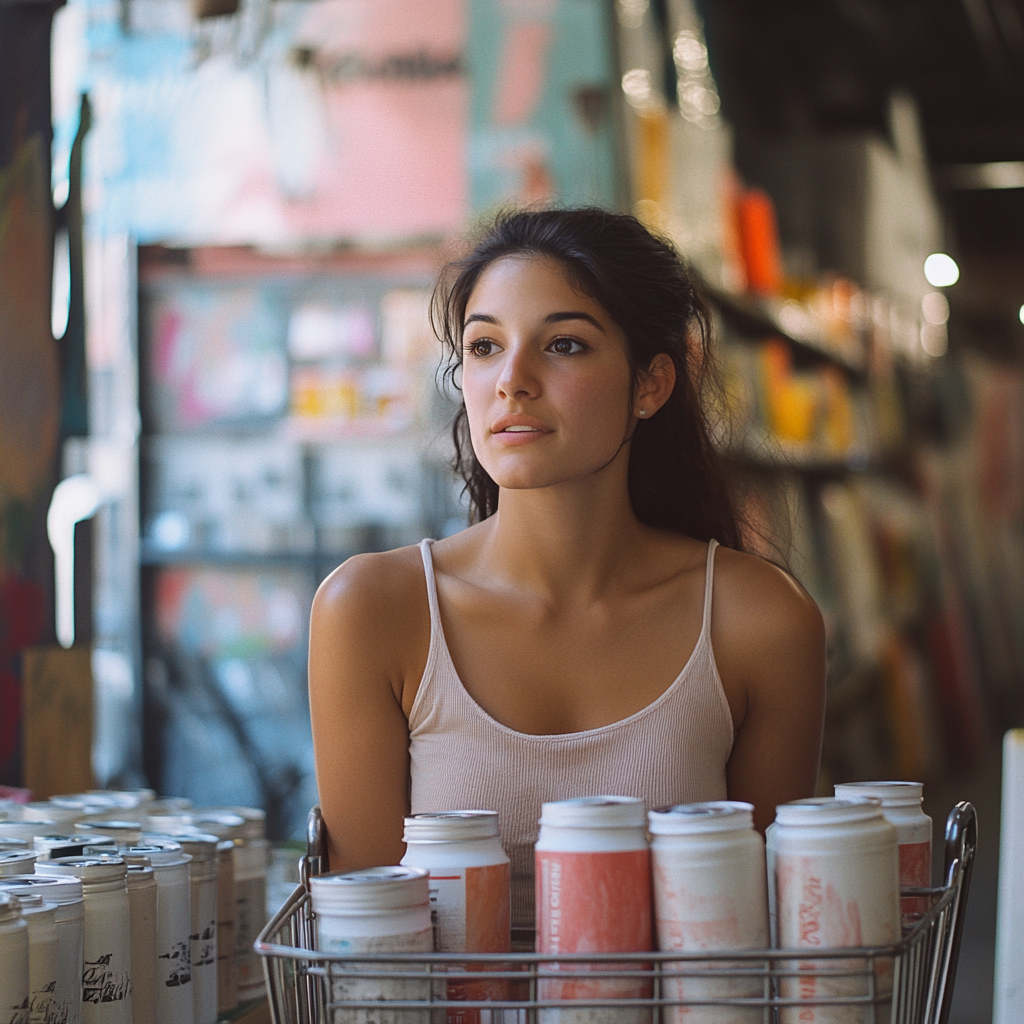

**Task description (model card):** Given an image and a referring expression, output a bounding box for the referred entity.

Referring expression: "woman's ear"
[633,353,676,419]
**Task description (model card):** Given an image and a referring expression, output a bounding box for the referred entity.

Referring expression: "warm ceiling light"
[924,253,959,288]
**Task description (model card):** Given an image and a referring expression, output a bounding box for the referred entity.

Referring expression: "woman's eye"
[466,339,495,357]
[548,336,586,355]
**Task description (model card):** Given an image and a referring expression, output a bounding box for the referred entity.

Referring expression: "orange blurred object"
[737,188,783,295]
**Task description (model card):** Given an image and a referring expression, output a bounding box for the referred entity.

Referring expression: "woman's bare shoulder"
[710,545,826,697]
[311,544,430,659]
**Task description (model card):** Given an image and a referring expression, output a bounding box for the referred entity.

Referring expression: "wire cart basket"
[256,801,976,1024]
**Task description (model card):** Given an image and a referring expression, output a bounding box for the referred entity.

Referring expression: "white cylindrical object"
[35,834,116,861]
[833,782,931,884]
[535,796,652,1024]
[0,873,85,1024]
[995,729,1024,1024]
[649,801,769,1024]
[126,865,158,1024]
[74,822,143,846]
[835,781,933,928]
[0,819,58,843]
[121,843,194,1024]
[145,832,219,1024]
[214,841,236,1015]
[232,839,268,1002]
[0,850,37,876]
[0,891,29,1024]
[402,810,511,1020]
[13,893,60,1024]
[311,866,432,1024]
[773,798,900,1024]
[401,811,511,952]
[36,856,133,1024]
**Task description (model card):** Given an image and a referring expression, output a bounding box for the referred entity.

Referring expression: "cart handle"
[301,804,328,887]
[938,800,977,1024]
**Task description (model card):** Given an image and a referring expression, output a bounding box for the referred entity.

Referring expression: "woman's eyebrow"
[464,313,498,329]
[545,311,606,332]
[462,310,607,332]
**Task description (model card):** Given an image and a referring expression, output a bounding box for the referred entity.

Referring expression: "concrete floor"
[924,743,1004,1024]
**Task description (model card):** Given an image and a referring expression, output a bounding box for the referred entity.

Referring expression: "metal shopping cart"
[255,801,976,1024]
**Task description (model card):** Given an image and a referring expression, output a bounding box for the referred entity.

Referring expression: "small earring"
[637,409,647,417]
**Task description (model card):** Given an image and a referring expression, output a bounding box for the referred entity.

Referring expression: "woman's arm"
[308,549,428,872]
[712,548,828,834]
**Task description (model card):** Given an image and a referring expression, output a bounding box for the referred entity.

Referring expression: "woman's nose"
[496,344,539,399]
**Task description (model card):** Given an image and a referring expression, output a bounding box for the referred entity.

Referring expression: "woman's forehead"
[465,254,607,322]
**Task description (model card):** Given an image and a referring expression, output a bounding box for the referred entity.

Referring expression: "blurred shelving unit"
[614,0,1024,792]
[135,244,462,839]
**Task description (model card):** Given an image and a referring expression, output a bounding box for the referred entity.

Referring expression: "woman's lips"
[489,423,551,445]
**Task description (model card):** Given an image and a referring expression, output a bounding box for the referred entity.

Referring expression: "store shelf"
[707,285,868,376]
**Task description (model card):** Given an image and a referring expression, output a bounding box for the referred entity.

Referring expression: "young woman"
[309,208,826,930]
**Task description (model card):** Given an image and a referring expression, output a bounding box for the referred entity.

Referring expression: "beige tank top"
[408,537,735,929]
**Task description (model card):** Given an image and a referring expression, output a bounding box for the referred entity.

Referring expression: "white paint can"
[120,843,194,1024]
[232,838,269,1003]
[402,810,512,1022]
[311,866,432,1024]
[0,850,37,876]
[773,798,900,1024]
[0,872,85,1024]
[145,831,219,1024]
[0,891,29,1024]
[535,796,652,1024]
[834,781,932,926]
[36,856,134,1024]
[649,801,769,1024]
[126,864,157,1024]
[12,893,59,1024]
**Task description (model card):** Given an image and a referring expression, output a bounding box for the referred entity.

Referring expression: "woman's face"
[461,255,637,493]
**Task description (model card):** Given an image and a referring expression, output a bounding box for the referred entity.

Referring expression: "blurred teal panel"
[468,0,620,213]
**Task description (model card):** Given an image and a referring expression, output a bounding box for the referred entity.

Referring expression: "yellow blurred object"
[820,366,854,455]
[635,106,670,210]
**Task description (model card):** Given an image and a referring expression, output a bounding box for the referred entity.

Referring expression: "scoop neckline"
[413,538,717,742]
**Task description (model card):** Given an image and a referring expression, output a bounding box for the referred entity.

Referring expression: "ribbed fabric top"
[408,538,735,930]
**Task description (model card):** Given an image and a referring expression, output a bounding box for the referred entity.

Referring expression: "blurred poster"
[72,0,467,246]
[146,285,289,431]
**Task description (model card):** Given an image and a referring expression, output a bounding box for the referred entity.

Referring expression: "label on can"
[898,840,931,888]
[428,862,511,954]
[536,849,651,954]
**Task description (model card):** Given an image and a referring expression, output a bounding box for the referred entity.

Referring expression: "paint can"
[0,891,29,1024]
[36,856,134,1024]
[649,801,769,1024]
[311,866,433,1024]
[126,864,158,1024]
[402,810,511,1022]
[773,798,900,1024]
[0,873,85,1024]
[834,782,932,926]
[0,850,37,876]
[535,796,652,1024]
[11,893,59,1024]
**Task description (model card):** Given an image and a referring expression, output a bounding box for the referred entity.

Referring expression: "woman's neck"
[474,463,656,603]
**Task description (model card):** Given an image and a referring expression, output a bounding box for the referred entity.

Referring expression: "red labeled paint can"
[535,796,652,1024]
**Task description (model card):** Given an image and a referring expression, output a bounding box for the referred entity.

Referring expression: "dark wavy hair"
[432,207,745,550]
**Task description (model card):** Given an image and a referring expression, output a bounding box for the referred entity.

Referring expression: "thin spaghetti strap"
[418,539,443,629]
[700,540,719,638]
